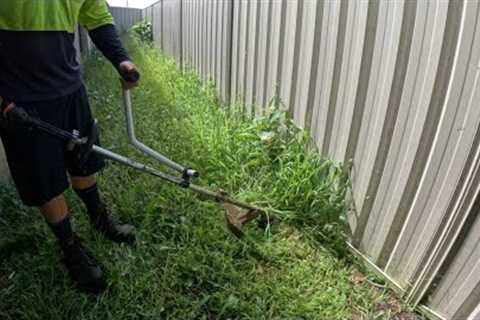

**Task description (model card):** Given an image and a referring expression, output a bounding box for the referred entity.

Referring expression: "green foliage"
[130,21,153,44]
[0,39,415,320]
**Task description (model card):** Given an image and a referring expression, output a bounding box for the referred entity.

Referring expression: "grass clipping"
[0,40,411,320]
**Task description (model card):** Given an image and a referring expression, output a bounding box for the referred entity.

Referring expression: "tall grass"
[116,40,350,245]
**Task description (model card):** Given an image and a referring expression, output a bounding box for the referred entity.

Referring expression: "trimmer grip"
[120,69,140,83]
[7,105,31,124]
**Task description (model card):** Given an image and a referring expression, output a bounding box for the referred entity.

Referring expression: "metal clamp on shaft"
[179,168,200,188]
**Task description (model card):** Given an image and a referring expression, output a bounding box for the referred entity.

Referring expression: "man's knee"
[70,175,96,190]
[39,194,68,223]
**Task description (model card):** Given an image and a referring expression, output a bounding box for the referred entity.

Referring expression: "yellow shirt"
[0,0,114,33]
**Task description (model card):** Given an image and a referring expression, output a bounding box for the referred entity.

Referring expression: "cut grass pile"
[0,39,416,319]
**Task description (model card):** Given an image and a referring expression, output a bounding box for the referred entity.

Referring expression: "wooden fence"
[143,1,480,319]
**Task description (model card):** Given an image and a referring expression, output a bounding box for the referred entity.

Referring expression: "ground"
[0,40,420,319]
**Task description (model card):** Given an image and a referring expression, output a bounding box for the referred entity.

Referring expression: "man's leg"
[40,194,69,223]
[70,175,96,190]
[41,194,73,251]
[39,193,106,294]
[1,90,107,294]
[65,85,135,244]
[71,175,135,244]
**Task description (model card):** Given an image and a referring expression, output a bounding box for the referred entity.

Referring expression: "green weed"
[131,21,153,44]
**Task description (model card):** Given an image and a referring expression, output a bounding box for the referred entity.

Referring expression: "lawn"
[0,39,416,319]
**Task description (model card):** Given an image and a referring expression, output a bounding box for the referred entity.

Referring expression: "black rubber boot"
[74,184,135,244]
[62,236,106,294]
[93,204,136,245]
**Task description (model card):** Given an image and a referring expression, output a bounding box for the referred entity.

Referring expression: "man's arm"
[79,0,139,88]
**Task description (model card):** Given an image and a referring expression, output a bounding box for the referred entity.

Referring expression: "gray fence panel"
[191,0,197,72]
[383,0,456,283]
[153,2,163,49]
[329,0,369,163]
[310,0,341,155]
[221,0,232,102]
[110,6,143,33]
[278,0,302,115]
[406,0,480,313]
[254,0,270,113]
[293,0,323,129]
[244,0,259,114]
[265,1,285,111]
[235,0,249,105]
[76,6,144,57]
[353,0,407,262]
[206,0,213,79]
[214,0,221,81]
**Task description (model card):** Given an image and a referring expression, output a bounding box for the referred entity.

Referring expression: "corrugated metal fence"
[77,6,144,55]
[109,6,144,33]
[144,0,480,319]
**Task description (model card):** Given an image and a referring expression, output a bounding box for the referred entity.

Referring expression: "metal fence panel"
[382,0,450,282]
[292,0,322,128]
[244,0,259,114]
[152,2,163,49]
[109,6,143,33]
[254,0,270,113]
[311,0,342,156]
[329,1,369,163]
[76,6,144,57]
[220,1,233,102]
[278,0,302,115]
[407,0,480,314]
[236,0,249,105]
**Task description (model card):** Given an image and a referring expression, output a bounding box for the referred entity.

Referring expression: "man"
[0,1,140,294]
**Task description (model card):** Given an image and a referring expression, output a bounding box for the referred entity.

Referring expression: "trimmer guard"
[223,203,261,238]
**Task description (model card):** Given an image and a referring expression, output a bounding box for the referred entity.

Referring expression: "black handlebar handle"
[120,69,140,83]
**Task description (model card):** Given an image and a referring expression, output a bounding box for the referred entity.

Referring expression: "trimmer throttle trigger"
[75,120,99,167]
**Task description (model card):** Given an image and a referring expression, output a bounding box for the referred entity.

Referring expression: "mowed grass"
[0,40,414,319]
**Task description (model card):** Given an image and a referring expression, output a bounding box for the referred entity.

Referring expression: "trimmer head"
[223,203,262,238]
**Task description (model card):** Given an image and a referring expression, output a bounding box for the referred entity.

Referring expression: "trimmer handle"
[2,103,32,125]
[120,69,140,84]
[2,102,96,167]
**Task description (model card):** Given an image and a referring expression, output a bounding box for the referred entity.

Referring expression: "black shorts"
[0,85,105,207]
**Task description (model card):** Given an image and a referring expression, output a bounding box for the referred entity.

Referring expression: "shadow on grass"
[0,234,42,262]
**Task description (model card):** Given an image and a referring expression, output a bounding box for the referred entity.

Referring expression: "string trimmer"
[1,80,266,237]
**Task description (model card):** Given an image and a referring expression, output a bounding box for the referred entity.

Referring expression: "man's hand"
[119,61,140,90]
[0,97,24,132]
[0,96,15,119]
